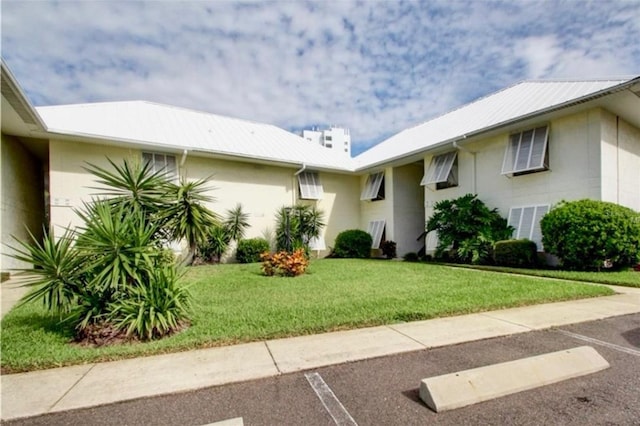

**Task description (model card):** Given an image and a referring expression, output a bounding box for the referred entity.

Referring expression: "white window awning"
[367,219,386,249]
[360,171,384,200]
[421,151,457,185]
[298,171,323,200]
[502,125,549,175]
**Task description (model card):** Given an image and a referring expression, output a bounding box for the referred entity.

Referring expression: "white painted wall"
[392,163,425,257]
[1,134,45,273]
[600,111,640,210]
[423,108,622,253]
[48,139,360,259]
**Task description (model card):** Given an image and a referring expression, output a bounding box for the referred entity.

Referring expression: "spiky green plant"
[224,203,250,242]
[275,205,325,252]
[109,265,191,340]
[162,178,219,263]
[10,227,85,316]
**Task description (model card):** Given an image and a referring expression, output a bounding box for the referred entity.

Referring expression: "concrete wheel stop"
[419,346,609,412]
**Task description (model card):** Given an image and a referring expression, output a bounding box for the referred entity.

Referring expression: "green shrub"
[333,229,372,258]
[236,238,271,263]
[494,239,538,268]
[403,252,419,262]
[380,240,397,259]
[541,199,640,270]
[426,194,513,264]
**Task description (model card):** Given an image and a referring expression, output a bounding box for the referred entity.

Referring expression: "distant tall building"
[301,126,351,157]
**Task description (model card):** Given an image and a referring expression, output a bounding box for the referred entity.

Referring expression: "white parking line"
[557,330,640,357]
[305,372,358,426]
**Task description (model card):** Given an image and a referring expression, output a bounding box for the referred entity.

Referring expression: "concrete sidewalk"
[1,282,640,421]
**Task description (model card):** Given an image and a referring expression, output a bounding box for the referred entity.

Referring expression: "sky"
[2,1,639,156]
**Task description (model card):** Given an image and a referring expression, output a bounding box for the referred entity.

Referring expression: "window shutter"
[508,204,550,250]
[502,125,549,174]
[367,220,386,249]
[421,151,457,185]
[298,172,323,200]
[360,172,384,200]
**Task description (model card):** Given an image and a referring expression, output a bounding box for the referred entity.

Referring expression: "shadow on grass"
[7,311,76,339]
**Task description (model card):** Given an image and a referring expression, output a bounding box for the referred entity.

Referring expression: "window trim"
[507,204,550,251]
[421,151,458,189]
[360,171,385,201]
[367,219,386,249]
[501,125,549,175]
[298,171,323,200]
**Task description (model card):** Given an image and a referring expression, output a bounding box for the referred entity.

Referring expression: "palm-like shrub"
[11,157,214,342]
[275,205,325,252]
[224,204,250,242]
[10,228,85,316]
[162,178,219,263]
[109,265,191,339]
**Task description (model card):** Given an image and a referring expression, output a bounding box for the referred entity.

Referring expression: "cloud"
[2,0,639,155]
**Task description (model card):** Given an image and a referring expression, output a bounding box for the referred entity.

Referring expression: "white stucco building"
[302,126,351,157]
[2,58,640,276]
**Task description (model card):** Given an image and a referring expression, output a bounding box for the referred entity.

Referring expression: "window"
[143,152,177,179]
[421,151,458,189]
[325,143,333,148]
[507,205,550,250]
[360,172,385,201]
[502,125,549,175]
[367,220,386,249]
[325,135,332,141]
[298,172,323,200]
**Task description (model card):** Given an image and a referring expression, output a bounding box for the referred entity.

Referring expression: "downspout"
[616,116,620,204]
[452,136,476,194]
[293,163,306,205]
[180,149,189,178]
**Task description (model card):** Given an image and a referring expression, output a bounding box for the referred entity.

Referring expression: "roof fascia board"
[46,129,354,173]
[1,60,47,131]
[354,77,640,172]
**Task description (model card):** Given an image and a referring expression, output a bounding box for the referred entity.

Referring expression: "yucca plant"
[162,178,219,264]
[84,158,170,218]
[10,227,85,316]
[223,203,250,242]
[75,201,159,292]
[275,205,325,252]
[109,265,191,340]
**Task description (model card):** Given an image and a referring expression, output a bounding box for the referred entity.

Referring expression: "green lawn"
[1,259,613,373]
[450,264,640,287]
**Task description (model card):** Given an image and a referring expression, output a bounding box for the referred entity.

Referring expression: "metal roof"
[36,101,356,171]
[32,77,640,174]
[353,78,639,170]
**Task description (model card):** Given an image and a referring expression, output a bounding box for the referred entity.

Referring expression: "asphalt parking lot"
[6,313,640,426]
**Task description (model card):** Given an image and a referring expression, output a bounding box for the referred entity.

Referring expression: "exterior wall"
[313,172,361,253]
[600,111,640,210]
[48,139,360,259]
[392,163,425,257]
[1,133,45,273]
[424,108,608,252]
[49,139,137,235]
[360,167,394,253]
